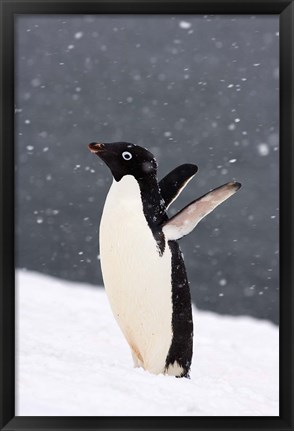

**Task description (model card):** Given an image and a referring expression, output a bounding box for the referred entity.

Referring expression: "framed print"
[0,0,293,430]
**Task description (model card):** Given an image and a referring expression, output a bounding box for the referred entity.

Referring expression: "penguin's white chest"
[99,175,173,374]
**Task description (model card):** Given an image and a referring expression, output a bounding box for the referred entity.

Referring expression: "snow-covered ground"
[16,270,279,416]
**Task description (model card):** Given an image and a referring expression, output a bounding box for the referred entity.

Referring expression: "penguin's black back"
[165,240,193,378]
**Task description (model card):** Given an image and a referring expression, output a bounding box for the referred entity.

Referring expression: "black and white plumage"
[88,141,241,378]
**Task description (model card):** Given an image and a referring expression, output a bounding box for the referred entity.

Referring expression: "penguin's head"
[88,141,157,182]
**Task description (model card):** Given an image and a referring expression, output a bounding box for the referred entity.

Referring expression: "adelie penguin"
[88,141,241,378]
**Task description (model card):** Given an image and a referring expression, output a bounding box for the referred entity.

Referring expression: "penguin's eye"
[122,151,132,161]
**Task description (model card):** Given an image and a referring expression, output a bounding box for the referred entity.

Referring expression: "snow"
[31,78,41,87]
[74,31,83,39]
[16,270,279,416]
[258,143,270,156]
[228,123,236,131]
[179,21,192,30]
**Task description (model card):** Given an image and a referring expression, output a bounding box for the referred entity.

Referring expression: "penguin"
[88,141,241,378]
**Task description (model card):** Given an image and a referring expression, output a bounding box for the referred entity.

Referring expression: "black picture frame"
[0,0,293,430]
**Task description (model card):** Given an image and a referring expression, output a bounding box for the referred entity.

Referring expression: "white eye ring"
[122,151,132,160]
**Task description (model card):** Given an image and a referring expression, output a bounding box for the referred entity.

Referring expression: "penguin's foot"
[131,348,144,369]
[176,371,191,379]
[164,361,186,377]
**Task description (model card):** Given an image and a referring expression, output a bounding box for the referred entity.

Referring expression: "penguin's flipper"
[162,181,241,240]
[159,164,198,209]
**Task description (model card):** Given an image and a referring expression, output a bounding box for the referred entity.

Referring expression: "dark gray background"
[15,15,279,323]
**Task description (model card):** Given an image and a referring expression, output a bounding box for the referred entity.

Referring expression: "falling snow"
[15,15,279,327]
[228,124,236,131]
[74,31,83,39]
[257,143,270,156]
[179,21,192,29]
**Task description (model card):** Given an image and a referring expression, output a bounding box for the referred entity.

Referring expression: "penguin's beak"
[88,142,105,154]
